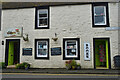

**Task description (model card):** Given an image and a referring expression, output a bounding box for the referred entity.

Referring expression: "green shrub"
[65,60,81,70]
[16,62,30,69]
[70,59,77,66]
[0,62,6,69]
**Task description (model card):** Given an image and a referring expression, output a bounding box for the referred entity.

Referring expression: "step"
[7,65,16,69]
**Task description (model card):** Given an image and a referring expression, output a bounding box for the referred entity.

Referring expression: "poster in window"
[84,43,90,61]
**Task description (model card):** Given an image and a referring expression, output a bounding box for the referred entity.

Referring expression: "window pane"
[39,19,47,26]
[38,9,48,27]
[37,41,48,57]
[95,16,105,24]
[95,6,104,15]
[66,40,77,57]
[39,14,47,17]
[94,6,106,25]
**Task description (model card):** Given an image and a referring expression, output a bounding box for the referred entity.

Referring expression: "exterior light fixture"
[52,33,58,41]
[23,34,29,41]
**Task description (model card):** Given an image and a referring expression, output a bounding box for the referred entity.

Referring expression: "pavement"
[1,68,120,74]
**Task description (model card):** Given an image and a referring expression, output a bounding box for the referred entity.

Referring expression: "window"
[92,3,109,27]
[35,39,49,59]
[35,6,49,29]
[63,38,80,60]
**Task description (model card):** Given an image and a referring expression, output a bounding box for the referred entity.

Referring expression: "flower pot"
[77,66,81,70]
[72,66,76,70]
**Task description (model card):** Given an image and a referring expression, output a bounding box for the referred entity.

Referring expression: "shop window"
[35,39,49,59]
[35,6,49,29]
[92,3,109,27]
[63,38,80,60]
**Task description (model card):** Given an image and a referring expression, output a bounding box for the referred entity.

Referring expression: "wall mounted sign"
[106,27,120,31]
[22,48,32,56]
[4,27,23,37]
[84,43,90,61]
[51,47,61,56]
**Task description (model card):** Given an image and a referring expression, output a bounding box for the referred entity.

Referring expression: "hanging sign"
[84,43,90,61]
[4,27,23,37]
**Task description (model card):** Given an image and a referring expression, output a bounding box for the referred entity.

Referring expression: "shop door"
[94,38,111,69]
[8,42,14,65]
[5,39,20,66]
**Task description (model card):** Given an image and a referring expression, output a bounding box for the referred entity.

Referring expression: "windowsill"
[93,25,109,27]
[35,26,49,29]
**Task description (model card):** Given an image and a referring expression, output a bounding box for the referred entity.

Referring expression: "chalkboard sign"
[51,47,61,55]
[22,48,32,56]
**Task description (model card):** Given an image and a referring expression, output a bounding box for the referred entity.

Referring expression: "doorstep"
[7,65,16,69]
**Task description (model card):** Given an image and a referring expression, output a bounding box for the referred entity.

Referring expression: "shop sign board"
[84,43,90,61]
[51,47,61,55]
[4,27,23,37]
[22,48,32,56]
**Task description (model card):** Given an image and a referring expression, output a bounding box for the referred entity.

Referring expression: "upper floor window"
[35,6,49,29]
[92,3,109,27]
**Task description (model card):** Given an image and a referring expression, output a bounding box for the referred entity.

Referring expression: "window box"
[92,3,109,27]
[35,39,49,59]
[63,38,80,60]
[35,6,49,29]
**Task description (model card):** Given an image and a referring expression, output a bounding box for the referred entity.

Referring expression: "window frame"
[35,6,49,29]
[63,38,80,60]
[35,39,49,59]
[92,3,109,27]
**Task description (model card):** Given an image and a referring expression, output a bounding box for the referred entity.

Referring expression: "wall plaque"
[22,48,32,56]
[51,47,61,55]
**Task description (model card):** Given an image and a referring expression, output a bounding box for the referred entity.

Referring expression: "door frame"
[5,39,20,66]
[93,38,111,69]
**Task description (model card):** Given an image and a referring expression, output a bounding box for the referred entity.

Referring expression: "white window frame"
[94,6,107,25]
[37,9,48,28]
[65,40,78,58]
[36,40,48,57]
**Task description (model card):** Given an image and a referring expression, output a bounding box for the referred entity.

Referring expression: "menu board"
[51,47,61,55]
[22,48,32,56]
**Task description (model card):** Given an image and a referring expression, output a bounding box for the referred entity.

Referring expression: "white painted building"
[0,1,120,69]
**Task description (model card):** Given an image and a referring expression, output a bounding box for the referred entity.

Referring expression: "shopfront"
[4,27,22,66]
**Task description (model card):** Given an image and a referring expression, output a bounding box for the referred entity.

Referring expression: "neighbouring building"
[0,1,120,69]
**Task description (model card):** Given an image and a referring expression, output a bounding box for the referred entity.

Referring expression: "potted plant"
[65,60,72,70]
[15,62,30,70]
[0,62,6,69]
[76,63,81,70]
[24,64,30,70]
[70,59,77,70]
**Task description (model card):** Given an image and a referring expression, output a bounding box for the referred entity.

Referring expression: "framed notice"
[51,47,61,56]
[84,43,90,61]
[22,48,32,56]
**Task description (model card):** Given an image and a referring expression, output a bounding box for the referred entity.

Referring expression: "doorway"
[5,39,20,66]
[93,38,111,69]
